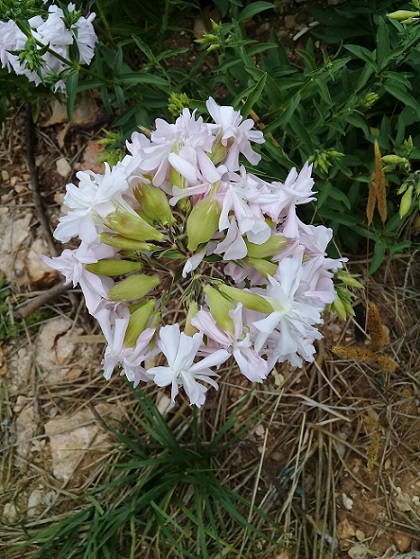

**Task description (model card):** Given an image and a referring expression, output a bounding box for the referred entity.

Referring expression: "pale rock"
[337,517,356,540]
[16,405,37,459]
[0,210,32,283]
[284,15,297,29]
[342,492,354,511]
[45,403,122,483]
[8,346,33,394]
[255,424,265,437]
[156,394,175,416]
[35,317,94,384]
[27,489,43,518]
[2,503,19,523]
[56,157,72,178]
[348,543,368,559]
[393,486,413,512]
[1,169,10,182]
[26,237,59,285]
[355,530,365,541]
[13,395,28,413]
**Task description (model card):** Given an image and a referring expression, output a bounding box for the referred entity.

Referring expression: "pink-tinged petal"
[171,379,180,402]
[182,251,206,278]
[191,311,231,347]
[197,150,221,183]
[168,153,198,184]
[233,347,268,382]
[189,349,230,374]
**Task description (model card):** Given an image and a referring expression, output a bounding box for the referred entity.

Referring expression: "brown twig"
[18,282,70,318]
[24,104,57,257]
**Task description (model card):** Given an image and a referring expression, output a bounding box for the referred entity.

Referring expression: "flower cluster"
[44,98,345,407]
[0,2,97,90]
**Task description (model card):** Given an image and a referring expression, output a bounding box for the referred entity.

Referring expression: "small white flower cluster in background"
[0,2,97,90]
[43,98,345,407]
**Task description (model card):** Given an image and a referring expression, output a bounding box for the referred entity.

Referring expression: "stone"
[284,14,297,29]
[56,157,72,178]
[26,237,58,286]
[35,317,94,384]
[16,405,37,459]
[27,489,43,518]
[2,503,19,523]
[337,517,356,540]
[342,492,354,510]
[393,533,412,553]
[8,346,32,394]
[348,543,369,559]
[0,210,32,283]
[44,403,122,483]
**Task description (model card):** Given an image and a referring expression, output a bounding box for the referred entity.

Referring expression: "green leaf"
[237,1,273,22]
[132,35,154,61]
[344,44,377,67]
[297,49,317,72]
[65,70,78,120]
[383,80,420,113]
[369,241,385,275]
[118,72,169,88]
[376,16,390,70]
[241,72,267,117]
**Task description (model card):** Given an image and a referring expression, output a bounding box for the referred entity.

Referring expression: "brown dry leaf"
[74,140,105,174]
[366,170,377,226]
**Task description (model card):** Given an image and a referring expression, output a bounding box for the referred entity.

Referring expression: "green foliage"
[12,388,281,559]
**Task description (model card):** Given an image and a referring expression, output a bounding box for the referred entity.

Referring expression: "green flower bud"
[336,271,364,289]
[108,274,160,302]
[219,284,274,314]
[246,235,288,258]
[404,136,413,154]
[388,9,420,20]
[331,295,347,320]
[381,155,407,165]
[204,285,235,332]
[187,198,221,252]
[85,259,142,276]
[134,184,174,226]
[248,257,278,279]
[98,233,157,252]
[400,184,413,218]
[184,301,199,336]
[124,299,155,347]
[209,137,229,165]
[104,209,164,242]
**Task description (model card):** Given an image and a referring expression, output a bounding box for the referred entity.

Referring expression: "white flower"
[95,307,131,380]
[40,242,114,313]
[54,163,130,243]
[72,12,97,65]
[147,324,230,407]
[206,97,265,170]
[253,256,322,358]
[192,305,269,382]
[0,20,28,74]
[120,328,156,387]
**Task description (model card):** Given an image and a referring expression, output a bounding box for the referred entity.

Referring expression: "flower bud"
[134,184,174,226]
[404,136,413,154]
[204,285,234,332]
[124,299,155,347]
[248,257,278,279]
[184,301,199,336]
[336,271,364,289]
[246,235,288,258]
[388,9,420,20]
[187,198,221,252]
[209,137,229,165]
[331,294,347,320]
[381,155,407,165]
[98,233,157,252]
[85,259,142,276]
[399,184,413,218]
[105,209,164,242]
[219,284,274,313]
[108,274,160,301]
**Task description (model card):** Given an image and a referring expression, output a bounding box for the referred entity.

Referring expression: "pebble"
[2,503,19,523]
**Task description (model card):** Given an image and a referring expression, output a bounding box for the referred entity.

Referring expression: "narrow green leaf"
[237,1,273,22]
[344,44,377,67]
[376,16,390,70]
[383,80,420,113]
[65,70,79,120]
[241,72,267,117]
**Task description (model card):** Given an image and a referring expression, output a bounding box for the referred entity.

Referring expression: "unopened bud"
[331,294,347,320]
[336,271,364,289]
[108,274,160,301]
[99,233,157,252]
[400,184,413,218]
[246,235,288,258]
[187,198,221,251]
[184,301,199,336]
[381,155,407,165]
[105,209,164,242]
[134,184,174,226]
[204,285,234,332]
[124,299,155,347]
[85,259,142,276]
[404,136,413,154]
[388,9,420,20]
[219,284,274,313]
[248,257,278,279]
